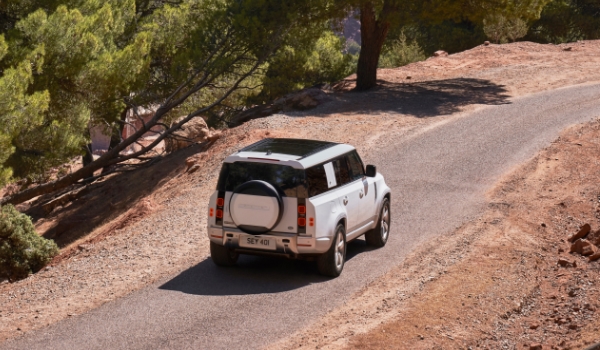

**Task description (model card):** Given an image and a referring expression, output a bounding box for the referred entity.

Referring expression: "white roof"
[224,144,355,169]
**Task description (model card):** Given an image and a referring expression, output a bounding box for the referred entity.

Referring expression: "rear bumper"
[208,226,331,256]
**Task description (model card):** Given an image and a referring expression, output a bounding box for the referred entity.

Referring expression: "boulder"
[589,250,600,262]
[570,239,584,254]
[434,50,448,57]
[581,240,598,256]
[568,223,590,242]
[587,228,600,246]
[484,41,490,46]
[165,116,220,153]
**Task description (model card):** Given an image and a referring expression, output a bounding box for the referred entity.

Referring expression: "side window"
[346,151,365,181]
[306,165,329,197]
[333,157,352,186]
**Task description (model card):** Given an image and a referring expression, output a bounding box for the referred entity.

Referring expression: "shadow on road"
[317,78,511,118]
[159,239,372,296]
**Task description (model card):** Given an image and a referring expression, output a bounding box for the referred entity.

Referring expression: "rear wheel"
[365,197,390,248]
[317,224,346,277]
[210,241,239,267]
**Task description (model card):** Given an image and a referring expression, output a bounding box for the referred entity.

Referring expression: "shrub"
[0,204,59,282]
[484,14,529,44]
[379,31,426,68]
[256,30,354,102]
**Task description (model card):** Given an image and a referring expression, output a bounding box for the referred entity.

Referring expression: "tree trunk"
[355,2,391,91]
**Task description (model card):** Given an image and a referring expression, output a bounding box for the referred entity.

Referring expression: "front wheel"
[365,198,390,248]
[210,241,239,267]
[317,224,346,277]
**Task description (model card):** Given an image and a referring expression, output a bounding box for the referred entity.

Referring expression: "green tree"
[526,0,600,43]
[347,0,550,90]
[0,38,49,186]
[483,14,529,43]
[1,0,338,206]
[256,29,353,102]
[0,0,151,184]
[378,30,426,68]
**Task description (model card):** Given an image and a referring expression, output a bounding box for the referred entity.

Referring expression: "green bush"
[379,31,426,69]
[256,30,354,102]
[0,204,58,282]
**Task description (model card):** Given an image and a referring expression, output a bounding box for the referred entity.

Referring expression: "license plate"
[239,236,276,251]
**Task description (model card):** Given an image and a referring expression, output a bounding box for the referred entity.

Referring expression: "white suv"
[207,138,391,277]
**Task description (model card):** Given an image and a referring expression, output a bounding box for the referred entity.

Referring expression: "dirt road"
[3,82,600,349]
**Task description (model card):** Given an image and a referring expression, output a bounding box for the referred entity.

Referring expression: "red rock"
[529,343,543,350]
[581,241,598,256]
[187,164,201,174]
[570,239,584,254]
[568,224,590,242]
[589,250,600,262]
[529,323,540,330]
[434,50,448,57]
[557,258,573,267]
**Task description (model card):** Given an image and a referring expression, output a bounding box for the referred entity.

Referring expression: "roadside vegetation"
[0,205,58,282]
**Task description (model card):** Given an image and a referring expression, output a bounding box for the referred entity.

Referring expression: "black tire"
[317,224,346,277]
[365,197,390,248]
[210,241,239,267]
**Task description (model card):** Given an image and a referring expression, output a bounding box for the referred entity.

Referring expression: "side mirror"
[366,165,377,177]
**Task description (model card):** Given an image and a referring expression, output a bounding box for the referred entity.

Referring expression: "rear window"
[217,162,308,198]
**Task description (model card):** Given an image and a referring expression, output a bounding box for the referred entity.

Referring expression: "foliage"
[0,37,49,186]
[0,204,59,282]
[379,30,426,68]
[0,0,150,184]
[483,14,529,43]
[413,20,486,55]
[256,30,354,102]
[526,0,600,43]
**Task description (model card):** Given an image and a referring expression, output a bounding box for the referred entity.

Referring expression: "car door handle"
[343,197,348,205]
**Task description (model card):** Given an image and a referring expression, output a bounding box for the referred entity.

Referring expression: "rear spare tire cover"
[229,180,284,234]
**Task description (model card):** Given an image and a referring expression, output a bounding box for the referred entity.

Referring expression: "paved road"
[5,84,600,350]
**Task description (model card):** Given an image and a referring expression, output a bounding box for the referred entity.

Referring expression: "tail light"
[309,217,314,227]
[298,217,306,227]
[297,199,306,234]
[215,191,224,225]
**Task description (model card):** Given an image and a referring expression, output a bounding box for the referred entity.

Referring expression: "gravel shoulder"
[2,40,600,345]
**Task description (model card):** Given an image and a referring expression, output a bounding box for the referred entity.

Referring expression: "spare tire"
[229,180,284,235]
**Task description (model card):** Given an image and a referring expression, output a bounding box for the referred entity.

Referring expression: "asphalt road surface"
[5,83,600,350]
